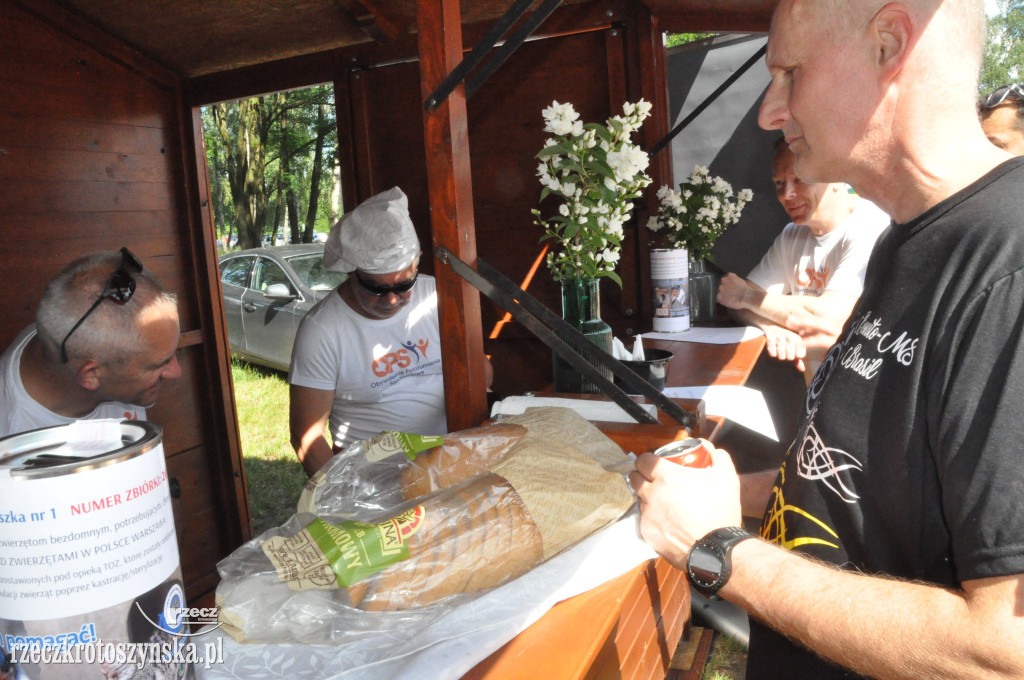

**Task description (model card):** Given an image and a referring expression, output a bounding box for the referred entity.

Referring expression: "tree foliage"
[202,85,338,250]
[665,33,716,49]
[981,0,1024,94]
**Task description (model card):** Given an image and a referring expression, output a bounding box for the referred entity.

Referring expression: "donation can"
[0,419,193,679]
[650,248,690,333]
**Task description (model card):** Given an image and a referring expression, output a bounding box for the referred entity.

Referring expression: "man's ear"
[872,3,915,80]
[76,360,102,391]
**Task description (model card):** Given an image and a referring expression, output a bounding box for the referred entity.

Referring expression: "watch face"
[689,547,722,585]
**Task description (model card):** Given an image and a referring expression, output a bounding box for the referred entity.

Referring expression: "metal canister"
[652,438,712,468]
[0,419,191,679]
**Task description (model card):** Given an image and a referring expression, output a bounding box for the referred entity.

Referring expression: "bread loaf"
[399,423,527,500]
[346,431,633,611]
[495,407,630,470]
[348,473,543,611]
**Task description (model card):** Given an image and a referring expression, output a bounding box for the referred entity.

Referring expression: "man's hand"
[628,443,743,568]
[787,310,843,349]
[718,272,757,310]
[763,324,807,371]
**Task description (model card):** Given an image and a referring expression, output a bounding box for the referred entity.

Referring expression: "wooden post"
[417,0,489,432]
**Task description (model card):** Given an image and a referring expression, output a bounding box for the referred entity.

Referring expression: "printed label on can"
[651,249,690,333]
[0,423,196,679]
[0,442,179,620]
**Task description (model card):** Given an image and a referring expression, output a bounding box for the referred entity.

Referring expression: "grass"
[701,633,748,680]
[231,358,308,535]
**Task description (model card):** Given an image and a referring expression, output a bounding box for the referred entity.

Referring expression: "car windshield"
[287,253,346,291]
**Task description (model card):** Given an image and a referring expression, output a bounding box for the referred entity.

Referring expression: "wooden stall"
[0,0,777,655]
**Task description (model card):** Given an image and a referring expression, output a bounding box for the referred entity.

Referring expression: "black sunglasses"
[982,83,1024,110]
[353,270,418,297]
[60,247,143,363]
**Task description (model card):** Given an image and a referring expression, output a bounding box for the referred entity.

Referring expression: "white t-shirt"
[288,275,446,450]
[747,200,890,297]
[0,325,146,439]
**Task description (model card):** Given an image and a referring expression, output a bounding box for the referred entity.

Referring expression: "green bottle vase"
[552,277,613,394]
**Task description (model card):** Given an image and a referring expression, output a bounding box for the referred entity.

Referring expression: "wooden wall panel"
[0,0,248,606]
[166,443,230,598]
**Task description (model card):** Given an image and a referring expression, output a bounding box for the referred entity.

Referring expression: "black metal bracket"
[647,43,767,157]
[424,0,564,111]
[436,246,695,429]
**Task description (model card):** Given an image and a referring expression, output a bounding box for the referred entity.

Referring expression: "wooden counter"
[463,333,765,680]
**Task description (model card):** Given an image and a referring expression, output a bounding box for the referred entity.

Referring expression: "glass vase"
[552,278,613,394]
[688,258,717,324]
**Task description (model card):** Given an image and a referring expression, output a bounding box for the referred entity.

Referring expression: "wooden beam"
[417,0,489,432]
[627,3,673,332]
[355,0,410,42]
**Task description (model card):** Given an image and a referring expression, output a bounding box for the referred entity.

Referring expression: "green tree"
[981,0,1024,94]
[666,33,716,48]
[202,85,337,249]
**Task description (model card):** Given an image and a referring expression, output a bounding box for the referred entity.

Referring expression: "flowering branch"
[533,100,653,285]
[646,165,753,261]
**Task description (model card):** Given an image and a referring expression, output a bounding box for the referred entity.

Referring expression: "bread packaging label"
[364,431,444,462]
[262,506,426,591]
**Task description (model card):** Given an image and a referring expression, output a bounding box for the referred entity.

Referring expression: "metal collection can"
[651,438,712,468]
[0,419,192,679]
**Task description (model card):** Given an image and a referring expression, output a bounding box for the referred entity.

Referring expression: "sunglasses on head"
[353,270,418,297]
[60,247,142,363]
[982,83,1024,110]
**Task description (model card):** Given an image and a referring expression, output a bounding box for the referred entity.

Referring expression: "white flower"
[542,101,581,136]
[606,144,650,182]
[535,99,653,281]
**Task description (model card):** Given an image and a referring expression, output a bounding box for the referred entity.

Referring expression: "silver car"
[219,244,345,371]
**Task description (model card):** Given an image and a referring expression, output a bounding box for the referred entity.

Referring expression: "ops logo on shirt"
[796,267,829,291]
[371,339,431,377]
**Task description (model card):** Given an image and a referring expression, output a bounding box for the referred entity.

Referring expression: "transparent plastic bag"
[216,407,634,645]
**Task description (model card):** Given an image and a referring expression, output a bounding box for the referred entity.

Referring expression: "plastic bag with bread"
[298,407,632,519]
[255,408,634,613]
[262,426,633,612]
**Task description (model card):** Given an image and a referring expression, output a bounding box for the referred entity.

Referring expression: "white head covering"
[323,187,420,274]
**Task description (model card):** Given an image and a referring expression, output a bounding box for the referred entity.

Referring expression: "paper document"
[643,326,763,344]
[663,385,777,441]
[490,395,657,423]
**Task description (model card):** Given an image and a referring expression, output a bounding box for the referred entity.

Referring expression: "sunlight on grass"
[701,632,747,680]
[231,358,308,535]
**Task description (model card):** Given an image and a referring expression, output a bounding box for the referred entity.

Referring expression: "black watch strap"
[686,526,754,599]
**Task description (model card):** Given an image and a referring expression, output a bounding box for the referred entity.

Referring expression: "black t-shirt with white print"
[746,157,1024,679]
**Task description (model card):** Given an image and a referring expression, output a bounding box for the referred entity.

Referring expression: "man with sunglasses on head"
[289,187,446,476]
[0,248,182,438]
[979,83,1024,155]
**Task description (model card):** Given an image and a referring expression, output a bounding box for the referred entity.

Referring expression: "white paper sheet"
[663,385,777,441]
[490,395,657,423]
[643,326,763,344]
[194,512,657,680]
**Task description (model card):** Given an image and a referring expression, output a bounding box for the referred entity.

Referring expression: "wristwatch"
[686,526,754,599]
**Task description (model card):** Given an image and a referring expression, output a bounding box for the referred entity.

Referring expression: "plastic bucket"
[0,419,192,679]
[614,348,674,392]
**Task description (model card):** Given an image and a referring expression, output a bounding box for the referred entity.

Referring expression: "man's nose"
[758,80,789,131]
[164,353,182,380]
